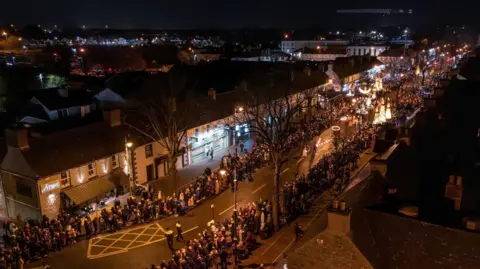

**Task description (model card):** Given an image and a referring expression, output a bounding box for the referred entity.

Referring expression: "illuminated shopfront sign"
[41,181,61,194]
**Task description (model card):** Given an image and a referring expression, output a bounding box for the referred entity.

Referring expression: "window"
[145,144,153,158]
[60,171,70,187]
[16,182,32,198]
[58,109,69,119]
[80,105,90,117]
[195,128,199,137]
[112,155,118,168]
[88,163,95,176]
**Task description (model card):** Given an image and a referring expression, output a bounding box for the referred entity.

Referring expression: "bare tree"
[125,74,196,194]
[234,87,306,229]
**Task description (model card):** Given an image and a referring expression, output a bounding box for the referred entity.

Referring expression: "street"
[29,127,341,268]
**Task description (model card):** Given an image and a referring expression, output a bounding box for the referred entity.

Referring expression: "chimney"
[327,63,333,72]
[303,67,311,77]
[208,88,216,100]
[58,88,68,98]
[103,109,121,127]
[348,58,355,67]
[5,126,29,150]
[327,200,351,234]
[445,175,463,211]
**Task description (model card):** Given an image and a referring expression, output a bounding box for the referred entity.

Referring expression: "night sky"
[2,0,476,29]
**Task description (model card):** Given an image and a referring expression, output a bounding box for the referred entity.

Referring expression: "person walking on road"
[294,222,304,240]
[165,228,174,250]
[176,221,184,242]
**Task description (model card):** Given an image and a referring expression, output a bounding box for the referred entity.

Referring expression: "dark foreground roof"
[288,230,373,269]
[31,89,95,110]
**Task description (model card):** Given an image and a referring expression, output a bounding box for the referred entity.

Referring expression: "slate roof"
[458,56,480,81]
[288,230,373,269]
[31,89,95,110]
[332,56,383,79]
[22,122,129,177]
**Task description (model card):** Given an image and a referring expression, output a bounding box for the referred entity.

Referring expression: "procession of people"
[0,65,429,269]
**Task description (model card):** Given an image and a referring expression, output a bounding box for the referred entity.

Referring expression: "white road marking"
[267,239,295,269]
[261,231,285,255]
[218,204,236,215]
[252,183,267,194]
[280,168,289,175]
[88,224,199,259]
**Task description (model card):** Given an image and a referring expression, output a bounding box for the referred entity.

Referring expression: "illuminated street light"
[284,34,289,39]
[79,48,85,53]
[126,142,133,148]
[328,79,333,84]
[219,169,226,176]
[316,45,320,50]
[236,106,244,112]
[18,37,22,41]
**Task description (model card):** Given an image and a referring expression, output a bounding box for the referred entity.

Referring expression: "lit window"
[88,163,95,176]
[60,171,70,187]
[112,155,118,168]
[145,144,153,158]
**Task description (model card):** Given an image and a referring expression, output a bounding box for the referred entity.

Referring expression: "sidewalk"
[147,138,254,196]
[238,151,375,269]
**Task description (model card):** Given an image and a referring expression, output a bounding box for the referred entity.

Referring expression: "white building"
[281,40,350,54]
[346,45,389,57]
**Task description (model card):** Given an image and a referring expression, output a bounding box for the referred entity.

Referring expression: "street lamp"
[219,169,226,176]
[125,139,136,196]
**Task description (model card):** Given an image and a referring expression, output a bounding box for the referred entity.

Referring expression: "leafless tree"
[125,74,196,194]
[233,87,307,229]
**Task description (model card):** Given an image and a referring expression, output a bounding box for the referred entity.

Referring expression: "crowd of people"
[146,101,384,269]
[0,70,426,269]
[0,142,268,269]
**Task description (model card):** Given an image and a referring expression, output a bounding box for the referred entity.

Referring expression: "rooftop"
[288,230,373,269]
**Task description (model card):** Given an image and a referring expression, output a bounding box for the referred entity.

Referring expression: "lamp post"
[125,138,136,197]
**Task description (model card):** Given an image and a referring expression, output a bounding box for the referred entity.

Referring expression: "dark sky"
[2,0,476,29]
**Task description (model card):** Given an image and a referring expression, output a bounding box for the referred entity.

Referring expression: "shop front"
[235,122,250,140]
[56,169,129,218]
[189,125,228,164]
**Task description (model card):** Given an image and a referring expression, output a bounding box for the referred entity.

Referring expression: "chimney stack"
[327,63,333,72]
[208,88,216,100]
[5,125,29,150]
[445,174,463,211]
[304,67,311,77]
[58,88,68,98]
[327,200,351,235]
[103,109,121,127]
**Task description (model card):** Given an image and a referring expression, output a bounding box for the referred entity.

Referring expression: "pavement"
[25,125,362,269]
[147,138,254,196]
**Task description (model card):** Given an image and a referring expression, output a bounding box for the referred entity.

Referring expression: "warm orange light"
[1,31,6,36]
[79,48,85,53]
[284,34,289,39]
[316,46,320,50]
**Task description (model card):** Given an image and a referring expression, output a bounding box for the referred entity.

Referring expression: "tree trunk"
[272,161,281,230]
[168,154,178,196]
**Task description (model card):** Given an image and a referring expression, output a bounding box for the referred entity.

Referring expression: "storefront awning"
[63,172,117,205]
